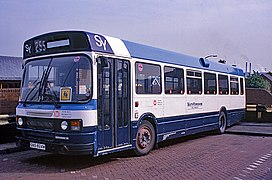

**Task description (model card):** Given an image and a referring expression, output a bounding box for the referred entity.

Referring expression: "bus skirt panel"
[132,108,245,145]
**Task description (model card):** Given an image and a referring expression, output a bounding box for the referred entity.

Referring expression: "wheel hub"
[137,127,151,149]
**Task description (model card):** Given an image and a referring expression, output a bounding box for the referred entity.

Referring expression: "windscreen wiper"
[51,91,61,108]
[38,58,61,108]
[22,67,49,106]
[39,67,52,100]
[38,58,54,100]
[43,89,61,108]
[23,80,41,107]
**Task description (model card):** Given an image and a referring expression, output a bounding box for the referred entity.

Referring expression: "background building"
[0,56,22,89]
[261,72,272,93]
[0,56,22,115]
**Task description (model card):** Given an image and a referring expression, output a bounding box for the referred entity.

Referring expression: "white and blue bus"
[16,31,245,156]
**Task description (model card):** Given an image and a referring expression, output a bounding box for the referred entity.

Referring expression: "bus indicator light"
[71,120,81,131]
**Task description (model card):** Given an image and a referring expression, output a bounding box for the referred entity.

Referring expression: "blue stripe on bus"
[17,99,97,111]
[227,108,245,126]
[132,108,245,143]
[156,111,219,139]
[57,100,97,110]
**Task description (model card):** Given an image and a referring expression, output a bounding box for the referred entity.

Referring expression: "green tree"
[246,71,271,91]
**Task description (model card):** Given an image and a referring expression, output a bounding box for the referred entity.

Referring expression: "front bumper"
[16,126,96,155]
[17,137,94,155]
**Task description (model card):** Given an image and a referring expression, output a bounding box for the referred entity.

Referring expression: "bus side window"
[204,72,217,95]
[135,62,161,94]
[218,74,229,95]
[186,70,202,95]
[164,66,184,95]
[230,76,239,95]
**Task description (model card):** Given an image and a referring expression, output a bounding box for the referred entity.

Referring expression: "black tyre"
[134,120,156,156]
[217,111,227,134]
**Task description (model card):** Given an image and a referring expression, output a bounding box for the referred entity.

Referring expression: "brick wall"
[0,88,20,115]
[246,88,272,106]
[245,88,272,122]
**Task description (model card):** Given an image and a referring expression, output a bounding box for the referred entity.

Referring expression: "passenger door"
[97,57,131,150]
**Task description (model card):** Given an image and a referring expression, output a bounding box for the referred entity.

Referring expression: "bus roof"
[23,31,244,76]
[122,40,243,76]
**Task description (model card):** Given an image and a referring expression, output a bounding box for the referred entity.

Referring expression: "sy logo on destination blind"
[94,35,107,51]
[25,44,32,54]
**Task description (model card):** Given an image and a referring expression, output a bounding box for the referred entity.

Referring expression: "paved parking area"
[226,122,272,136]
[0,133,271,180]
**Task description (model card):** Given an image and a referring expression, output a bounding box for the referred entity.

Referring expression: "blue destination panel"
[86,32,114,54]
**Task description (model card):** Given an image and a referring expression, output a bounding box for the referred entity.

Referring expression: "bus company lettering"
[60,110,72,118]
[25,44,32,54]
[153,99,163,106]
[94,35,107,51]
[187,102,203,110]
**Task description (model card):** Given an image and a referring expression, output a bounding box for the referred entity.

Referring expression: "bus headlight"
[61,121,68,130]
[17,117,23,126]
[71,120,81,131]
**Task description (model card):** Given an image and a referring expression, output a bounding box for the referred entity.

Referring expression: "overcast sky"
[1,0,271,72]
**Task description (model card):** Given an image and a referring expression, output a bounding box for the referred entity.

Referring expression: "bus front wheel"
[217,111,227,134]
[134,120,155,156]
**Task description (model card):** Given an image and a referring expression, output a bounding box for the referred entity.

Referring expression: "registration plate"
[30,142,46,150]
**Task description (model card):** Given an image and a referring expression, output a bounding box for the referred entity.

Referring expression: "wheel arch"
[136,112,158,146]
[219,106,229,126]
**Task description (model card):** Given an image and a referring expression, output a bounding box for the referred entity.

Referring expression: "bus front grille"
[26,118,56,131]
[26,111,53,117]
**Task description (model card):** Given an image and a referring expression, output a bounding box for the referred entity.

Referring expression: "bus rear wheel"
[217,111,227,134]
[134,120,155,156]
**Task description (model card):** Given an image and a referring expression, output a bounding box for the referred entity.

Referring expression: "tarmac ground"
[1,121,271,155]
